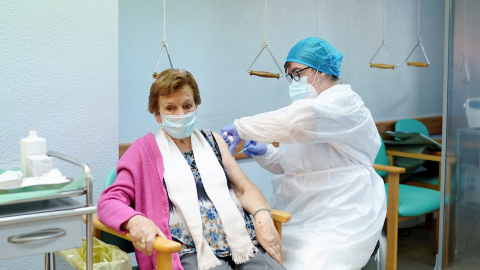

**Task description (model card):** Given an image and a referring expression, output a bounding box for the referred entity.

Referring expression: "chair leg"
[425,213,435,228]
[386,225,398,270]
[435,211,439,253]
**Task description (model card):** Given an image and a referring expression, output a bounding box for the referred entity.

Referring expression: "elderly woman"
[98,69,283,270]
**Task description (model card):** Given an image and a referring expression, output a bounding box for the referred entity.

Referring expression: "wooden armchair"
[374,136,441,270]
[91,209,291,270]
[91,215,181,270]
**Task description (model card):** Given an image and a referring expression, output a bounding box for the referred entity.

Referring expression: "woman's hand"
[123,215,166,256]
[254,211,282,264]
[243,140,267,157]
[220,124,243,155]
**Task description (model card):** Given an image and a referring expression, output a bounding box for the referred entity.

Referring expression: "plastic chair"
[393,119,442,191]
[93,169,292,270]
[373,136,441,270]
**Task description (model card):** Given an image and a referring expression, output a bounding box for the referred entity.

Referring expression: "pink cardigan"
[97,133,183,270]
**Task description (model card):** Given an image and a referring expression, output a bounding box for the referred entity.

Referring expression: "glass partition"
[441,0,480,269]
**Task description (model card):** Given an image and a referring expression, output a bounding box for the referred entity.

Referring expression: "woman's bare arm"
[212,131,282,263]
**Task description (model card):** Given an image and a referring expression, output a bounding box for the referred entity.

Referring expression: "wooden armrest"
[386,150,442,162]
[373,163,404,270]
[373,164,406,174]
[271,209,292,224]
[90,215,182,253]
[372,163,404,217]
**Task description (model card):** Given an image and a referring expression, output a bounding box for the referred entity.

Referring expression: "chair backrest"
[104,169,117,188]
[394,118,439,181]
[395,119,430,137]
[375,136,390,178]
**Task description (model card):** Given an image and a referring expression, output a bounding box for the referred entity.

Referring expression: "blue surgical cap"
[285,37,343,78]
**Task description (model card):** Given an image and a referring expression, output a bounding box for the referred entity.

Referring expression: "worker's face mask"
[289,70,319,102]
[161,110,197,139]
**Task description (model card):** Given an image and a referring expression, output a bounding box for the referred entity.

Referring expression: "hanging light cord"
[246,0,283,77]
[369,0,398,68]
[382,0,386,42]
[417,0,421,41]
[153,0,173,78]
[262,0,267,43]
[163,0,167,43]
[154,0,167,71]
[316,1,318,37]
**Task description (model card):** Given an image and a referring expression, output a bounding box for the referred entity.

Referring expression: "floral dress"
[167,130,257,258]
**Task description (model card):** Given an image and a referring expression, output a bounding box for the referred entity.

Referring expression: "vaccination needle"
[237,148,247,155]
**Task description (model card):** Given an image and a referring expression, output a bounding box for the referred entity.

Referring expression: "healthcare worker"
[220,37,386,270]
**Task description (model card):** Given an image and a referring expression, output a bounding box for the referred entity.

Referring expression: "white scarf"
[155,128,257,270]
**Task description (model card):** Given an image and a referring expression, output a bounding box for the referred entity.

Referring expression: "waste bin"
[55,237,131,270]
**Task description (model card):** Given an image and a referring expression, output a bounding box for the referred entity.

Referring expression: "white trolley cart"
[0,150,96,270]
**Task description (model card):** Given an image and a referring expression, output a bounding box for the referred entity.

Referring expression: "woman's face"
[155,85,197,124]
[287,62,324,86]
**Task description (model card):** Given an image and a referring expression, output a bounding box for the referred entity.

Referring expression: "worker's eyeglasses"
[285,67,311,82]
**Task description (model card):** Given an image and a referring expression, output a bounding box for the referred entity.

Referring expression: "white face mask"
[288,70,319,102]
[161,111,197,139]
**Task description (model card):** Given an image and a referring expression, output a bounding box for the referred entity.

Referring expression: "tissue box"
[27,155,53,177]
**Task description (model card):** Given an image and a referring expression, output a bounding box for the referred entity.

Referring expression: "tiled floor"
[362,223,437,270]
[397,225,437,270]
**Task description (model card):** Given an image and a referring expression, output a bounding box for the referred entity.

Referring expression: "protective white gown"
[234,84,386,270]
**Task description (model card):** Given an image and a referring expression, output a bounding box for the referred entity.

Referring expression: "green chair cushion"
[385,183,440,217]
[104,169,117,188]
[376,170,388,178]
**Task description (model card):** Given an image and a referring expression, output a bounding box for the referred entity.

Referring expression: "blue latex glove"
[243,140,267,158]
[220,124,243,155]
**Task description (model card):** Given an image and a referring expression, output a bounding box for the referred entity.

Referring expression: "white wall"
[0,1,118,269]
[119,0,445,198]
